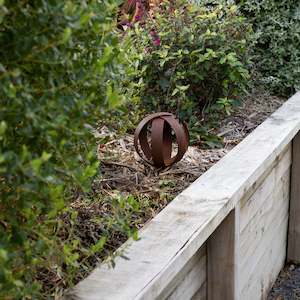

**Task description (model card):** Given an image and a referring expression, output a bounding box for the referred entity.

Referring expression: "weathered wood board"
[239,151,291,299]
[68,93,300,300]
[207,209,238,300]
[165,245,206,300]
[288,131,300,263]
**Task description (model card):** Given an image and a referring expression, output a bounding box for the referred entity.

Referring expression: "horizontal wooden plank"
[240,176,289,274]
[241,215,288,299]
[240,169,290,294]
[239,145,291,232]
[240,168,290,269]
[69,93,300,300]
[166,246,206,300]
[240,191,289,282]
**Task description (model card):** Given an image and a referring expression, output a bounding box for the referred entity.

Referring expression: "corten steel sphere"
[134,112,189,168]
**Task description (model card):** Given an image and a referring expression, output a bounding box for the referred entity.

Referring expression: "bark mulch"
[268,264,300,300]
[96,89,285,212]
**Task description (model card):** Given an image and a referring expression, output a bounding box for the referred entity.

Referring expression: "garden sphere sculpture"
[134,112,189,168]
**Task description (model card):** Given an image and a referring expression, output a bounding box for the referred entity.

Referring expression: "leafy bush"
[237,0,300,96]
[0,0,131,298]
[124,1,253,122]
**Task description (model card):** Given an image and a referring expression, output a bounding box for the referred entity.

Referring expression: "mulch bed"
[46,90,286,296]
[96,89,285,212]
[74,90,285,272]
[268,264,300,300]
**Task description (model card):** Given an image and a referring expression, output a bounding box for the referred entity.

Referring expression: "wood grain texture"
[68,93,300,300]
[191,283,206,300]
[239,145,291,232]
[207,209,239,300]
[288,131,300,263]
[240,173,289,275]
[240,167,290,298]
[165,246,206,300]
[241,217,288,299]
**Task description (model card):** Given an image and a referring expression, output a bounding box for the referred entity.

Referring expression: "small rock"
[290,264,295,271]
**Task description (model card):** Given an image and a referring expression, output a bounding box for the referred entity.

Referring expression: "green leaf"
[61,28,72,44]
[219,56,227,64]
[107,85,120,108]
[171,88,179,96]
[31,158,43,174]
[41,152,52,162]
[132,230,139,241]
[91,236,107,253]
[177,85,190,91]
[0,249,8,261]
[0,121,7,139]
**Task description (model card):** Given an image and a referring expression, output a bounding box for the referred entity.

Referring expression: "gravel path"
[268,264,300,299]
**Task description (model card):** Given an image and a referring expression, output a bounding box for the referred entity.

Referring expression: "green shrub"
[0,0,129,298]
[237,0,300,96]
[124,1,253,123]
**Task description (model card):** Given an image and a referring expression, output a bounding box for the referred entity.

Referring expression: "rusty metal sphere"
[134,112,189,168]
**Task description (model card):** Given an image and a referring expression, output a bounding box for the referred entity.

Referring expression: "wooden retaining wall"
[68,92,300,300]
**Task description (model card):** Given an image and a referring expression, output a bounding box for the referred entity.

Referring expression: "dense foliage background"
[237,0,300,96]
[123,0,253,144]
[0,0,130,298]
[126,2,252,118]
